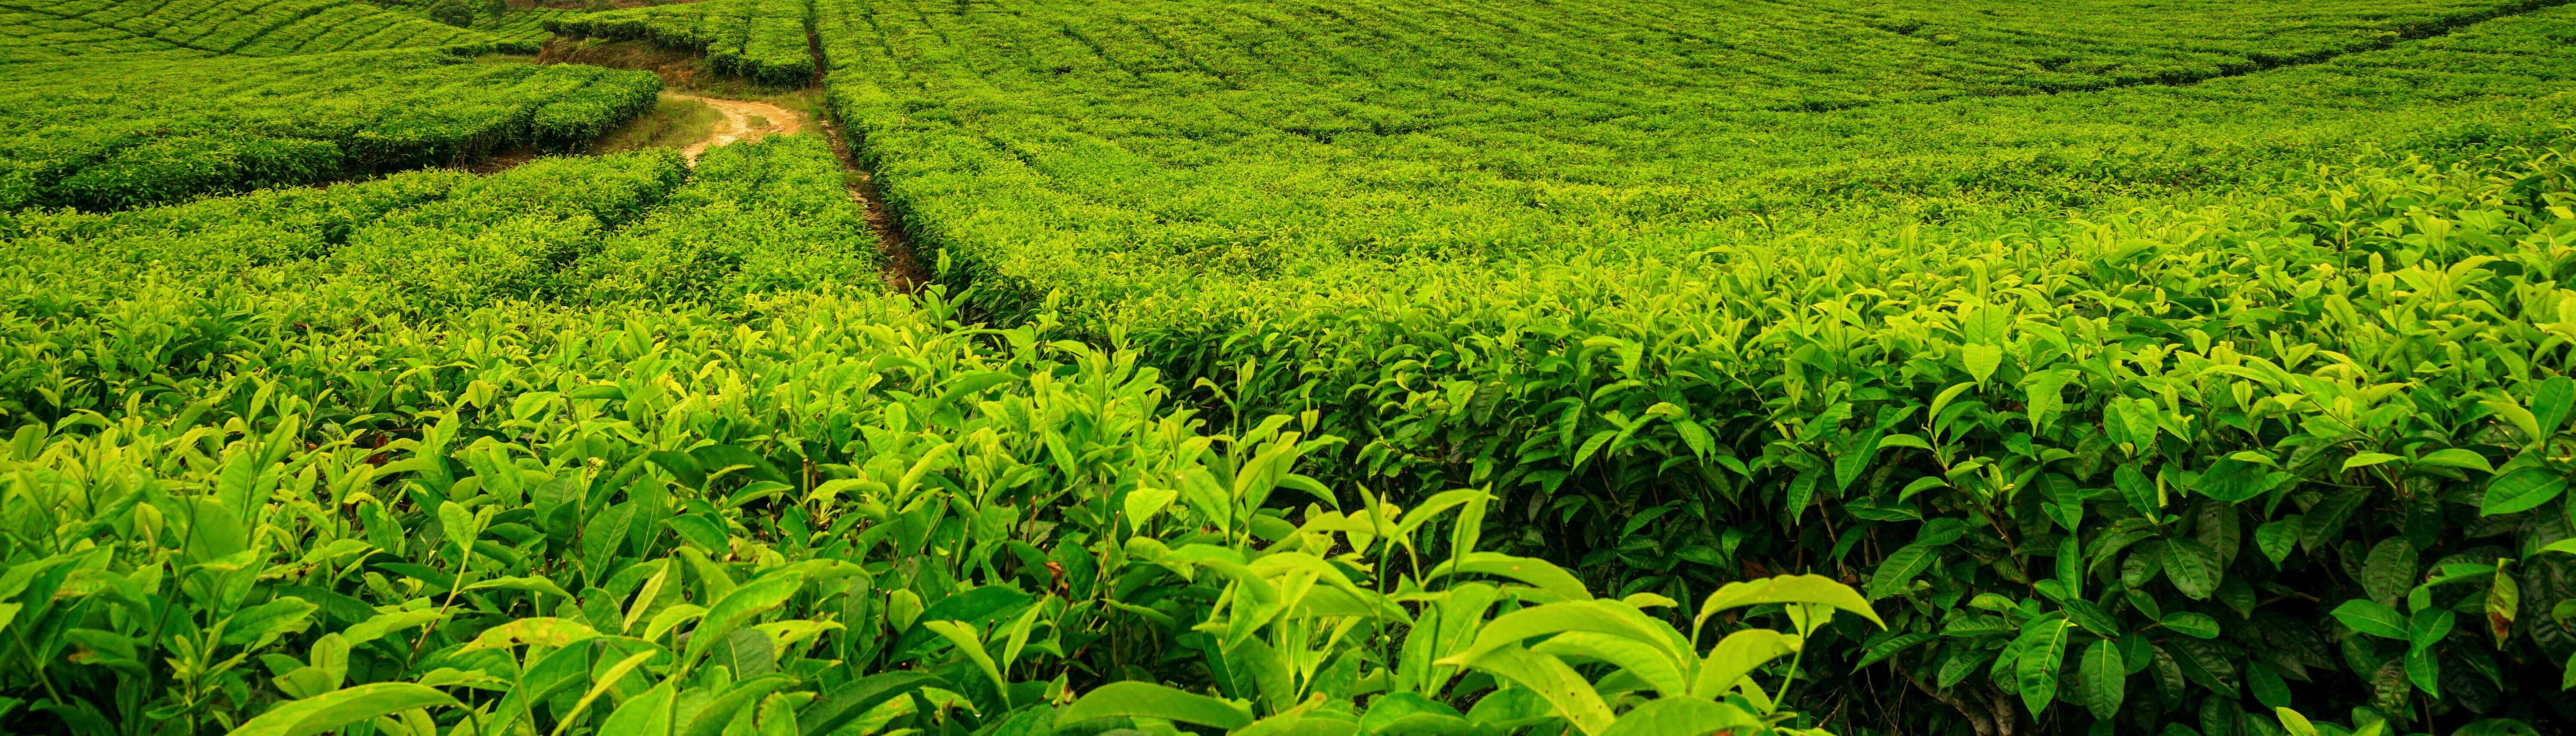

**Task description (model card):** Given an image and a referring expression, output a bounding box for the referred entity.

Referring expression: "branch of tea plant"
[10,633,63,705]
[410,534,477,669]
[1771,631,1810,715]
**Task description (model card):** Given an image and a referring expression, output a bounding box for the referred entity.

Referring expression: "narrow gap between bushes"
[803,26,929,295]
[528,30,927,292]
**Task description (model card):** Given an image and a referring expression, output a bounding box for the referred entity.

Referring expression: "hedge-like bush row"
[548,0,816,87]
[0,123,1867,736]
[6,0,495,57]
[809,0,2576,730]
[0,48,660,212]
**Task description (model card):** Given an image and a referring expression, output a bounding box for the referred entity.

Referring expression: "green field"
[4,0,2576,735]
[0,0,507,61]
[549,0,816,85]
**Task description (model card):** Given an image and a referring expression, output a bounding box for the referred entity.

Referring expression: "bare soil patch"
[675,94,799,164]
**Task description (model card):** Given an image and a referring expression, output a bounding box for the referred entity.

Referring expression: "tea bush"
[812,0,2576,731]
[0,49,660,212]
[6,0,2576,733]
[0,134,1864,736]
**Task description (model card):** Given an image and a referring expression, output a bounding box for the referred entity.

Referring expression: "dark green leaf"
[1055,681,1254,730]
[2246,662,2290,710]
[2415,448,2493,473]
[2361,538,2418,608]
[2452,718,2543,736]
[1853,633,1935,669]
[692,444,789,486]
[2194,457,2274,502]
[2079,640,2125,719]
[226,683,460,736]
[799,672,948,736]
[684,675,795,736]
[2115,465,2160,519]
[2063,599,2120,638]
[2016,620,2070,717]
[1865,544,1938,600]
[2165,538,2221,600]
[2481,468,2566,516]
[707,628,777,681]
[2161,612,2220,639]
[2300,489,2370,554]
[2255,518,2300,566]
[2536,377,2576,437]
[2332,600,2406,639]
[2407,608,2455,651]
[892,586,1033,658]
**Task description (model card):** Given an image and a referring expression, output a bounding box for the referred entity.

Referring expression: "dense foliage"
[1104,137,2576,735]
[436,6,572,44]
[0,134,1868,736]
[6,0,2576,735]
[817,0,2576,305]
[0,48,658,212]
[812,0,2576,733]
[0,0,509,63]
[547,0,817,87]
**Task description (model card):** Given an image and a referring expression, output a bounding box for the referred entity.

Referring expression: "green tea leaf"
[466,576,576,602]
[2160,612,2219,639]
[2414,448,2492,473]
[219,597,316,647]
[685,675,797,736]
[2361,539,2418,608]
[2407,608,2454,651]
[2450,719,2542,736]
[438,501,477,549]
[2016,619,2070,717]
[2079,639,2124,719]
[2481,468,2566,516]
[2194,456,2275,503]
[2275,706,2321,736]
[2061,599,2120,638]
[1461,643,1616,735]
[599,681,677,736]
[1597,696,1760,736]
[1853,633,1935,670]
[687,574,805,667]
[2535,376,2576,437]
[1428,552,1594,602]
[223,683,460,736]
[709,628,779,681]
[462,617,599,652]
[1124,487,1179,526]
[1865,544,1937,600]
[2114,465,2160,519]
[1055,681,1254,729]
[2331,599,2406,639]
[2248,662,2291,709]
[798,672,947,736]
[1961,344,2003,385]
[2255,518,2300,566]
[1691,629,1799,698]
[2488,563,2521,648]
[2163,538,2221,600]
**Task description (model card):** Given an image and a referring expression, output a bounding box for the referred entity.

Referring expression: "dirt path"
[676,95,802,164]
[800,30,930,294]
[673,89,927,293]
[820,120,929,295]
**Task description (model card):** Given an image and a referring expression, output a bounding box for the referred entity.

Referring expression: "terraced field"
[548,0,818,85]
[0,0,499,60]
[3,1,2576,736]
[817,0,2576,304]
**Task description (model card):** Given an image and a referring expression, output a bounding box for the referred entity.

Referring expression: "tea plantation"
[3,0,2576,735]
